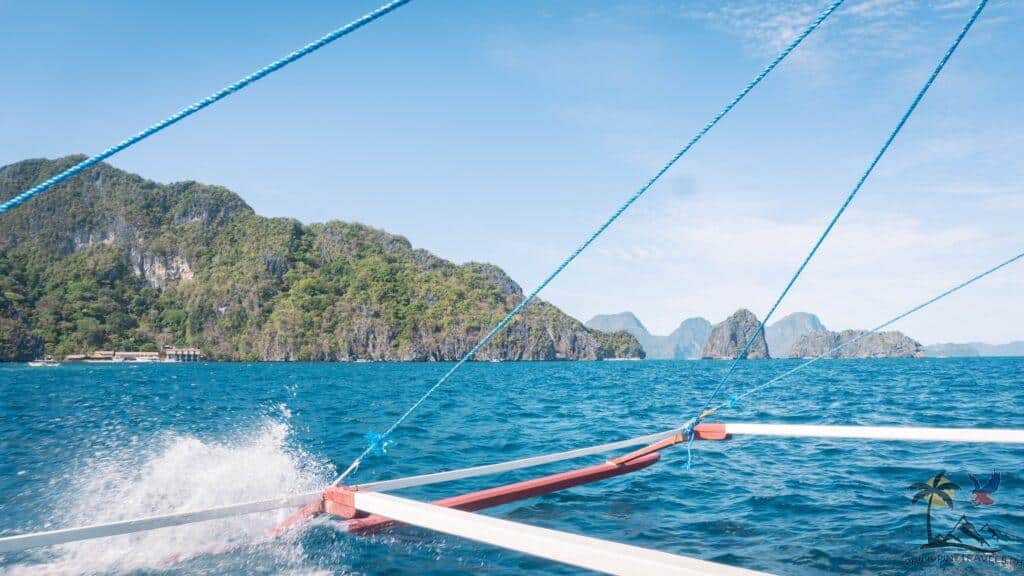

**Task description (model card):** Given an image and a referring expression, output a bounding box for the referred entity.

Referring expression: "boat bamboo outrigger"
[4,423,1024,574]
[0,0,1014,574]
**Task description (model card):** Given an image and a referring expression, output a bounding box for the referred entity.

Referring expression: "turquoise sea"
[2,359,1023,575]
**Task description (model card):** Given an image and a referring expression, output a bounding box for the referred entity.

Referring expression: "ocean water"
[1,359,1023,575]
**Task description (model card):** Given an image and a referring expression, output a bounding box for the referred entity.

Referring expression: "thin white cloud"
[935,0,975,10]
[680,0,1010,75]
[708,2,822,53]
[845,0,914,19]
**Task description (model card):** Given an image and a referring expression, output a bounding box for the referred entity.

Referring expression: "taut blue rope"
[713,248,1024,414]
[0,0,412,214]
[697,0,990,418]
[332,0,846,486]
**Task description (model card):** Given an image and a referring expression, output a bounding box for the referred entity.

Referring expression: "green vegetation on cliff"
[0,156,642,361]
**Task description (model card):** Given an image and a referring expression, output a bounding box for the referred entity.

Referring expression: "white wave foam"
[10,420,334,575]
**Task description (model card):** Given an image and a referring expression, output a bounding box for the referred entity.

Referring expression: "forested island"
[0,156,641,362]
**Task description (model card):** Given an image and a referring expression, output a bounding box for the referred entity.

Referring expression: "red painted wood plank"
[267,500,324,538]
[345,452,661,534]
[607,423,729,466]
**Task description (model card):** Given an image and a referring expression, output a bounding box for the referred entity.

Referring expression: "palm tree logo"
[909,471,958,544]
[908,471,1001,553]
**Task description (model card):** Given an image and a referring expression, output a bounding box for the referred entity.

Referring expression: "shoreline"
[10,356,1021,366]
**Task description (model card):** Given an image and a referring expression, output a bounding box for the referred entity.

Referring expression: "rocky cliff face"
[701,309,769,359]
[590,328,646,360]
[0,156,641,361]
[0,295,43,361]
[789,329,923,358]
[668,317,713,359]
[765,312,825,358]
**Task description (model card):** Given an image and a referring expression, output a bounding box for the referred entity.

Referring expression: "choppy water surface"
[1,359,1023,575]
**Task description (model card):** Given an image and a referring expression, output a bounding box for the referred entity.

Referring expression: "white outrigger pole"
[713,423,1024,444]
[352,491,771,576]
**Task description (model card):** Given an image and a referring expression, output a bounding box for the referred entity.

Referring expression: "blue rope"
[331,0,846,486]
[697,0,990,417]
[712,249,1024,414]
[0,0,413,215]
[364,431,394,456]
[681,417,698,470]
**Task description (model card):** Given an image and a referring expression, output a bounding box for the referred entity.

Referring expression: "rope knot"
[364,431,394,457]
[681,417,699,470]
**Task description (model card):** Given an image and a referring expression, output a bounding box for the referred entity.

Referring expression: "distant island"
[0,156,642,362]
[923,341,1024,358]
[586,312,711,360]
[585,310,1004,360]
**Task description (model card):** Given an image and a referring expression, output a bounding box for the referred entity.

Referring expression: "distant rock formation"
[588,309,984,361]
[585,312,710,359]
[790,329,923,358]
[701,309,769,359]
[592,329,646,360]
[586,312,648,340]
[765,312,825,358]
[970,341,1024,356]
[666,317,713,359]
[924,341,1024,358]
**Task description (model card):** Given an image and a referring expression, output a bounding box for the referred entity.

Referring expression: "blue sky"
[1,0,1021,344]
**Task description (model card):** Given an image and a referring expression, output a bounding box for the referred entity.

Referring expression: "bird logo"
[968,472,1000,505]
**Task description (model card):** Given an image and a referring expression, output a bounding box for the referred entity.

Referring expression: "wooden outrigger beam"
[0,491,322,553]
[609,422,1024,467]
[709,422,1024,443]
[350,490,773,576]
[277,450,771,575]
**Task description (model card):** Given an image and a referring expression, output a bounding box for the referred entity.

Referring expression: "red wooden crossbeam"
[271,451,661,536]
[342,452,661,533]
[268,500,325,537]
